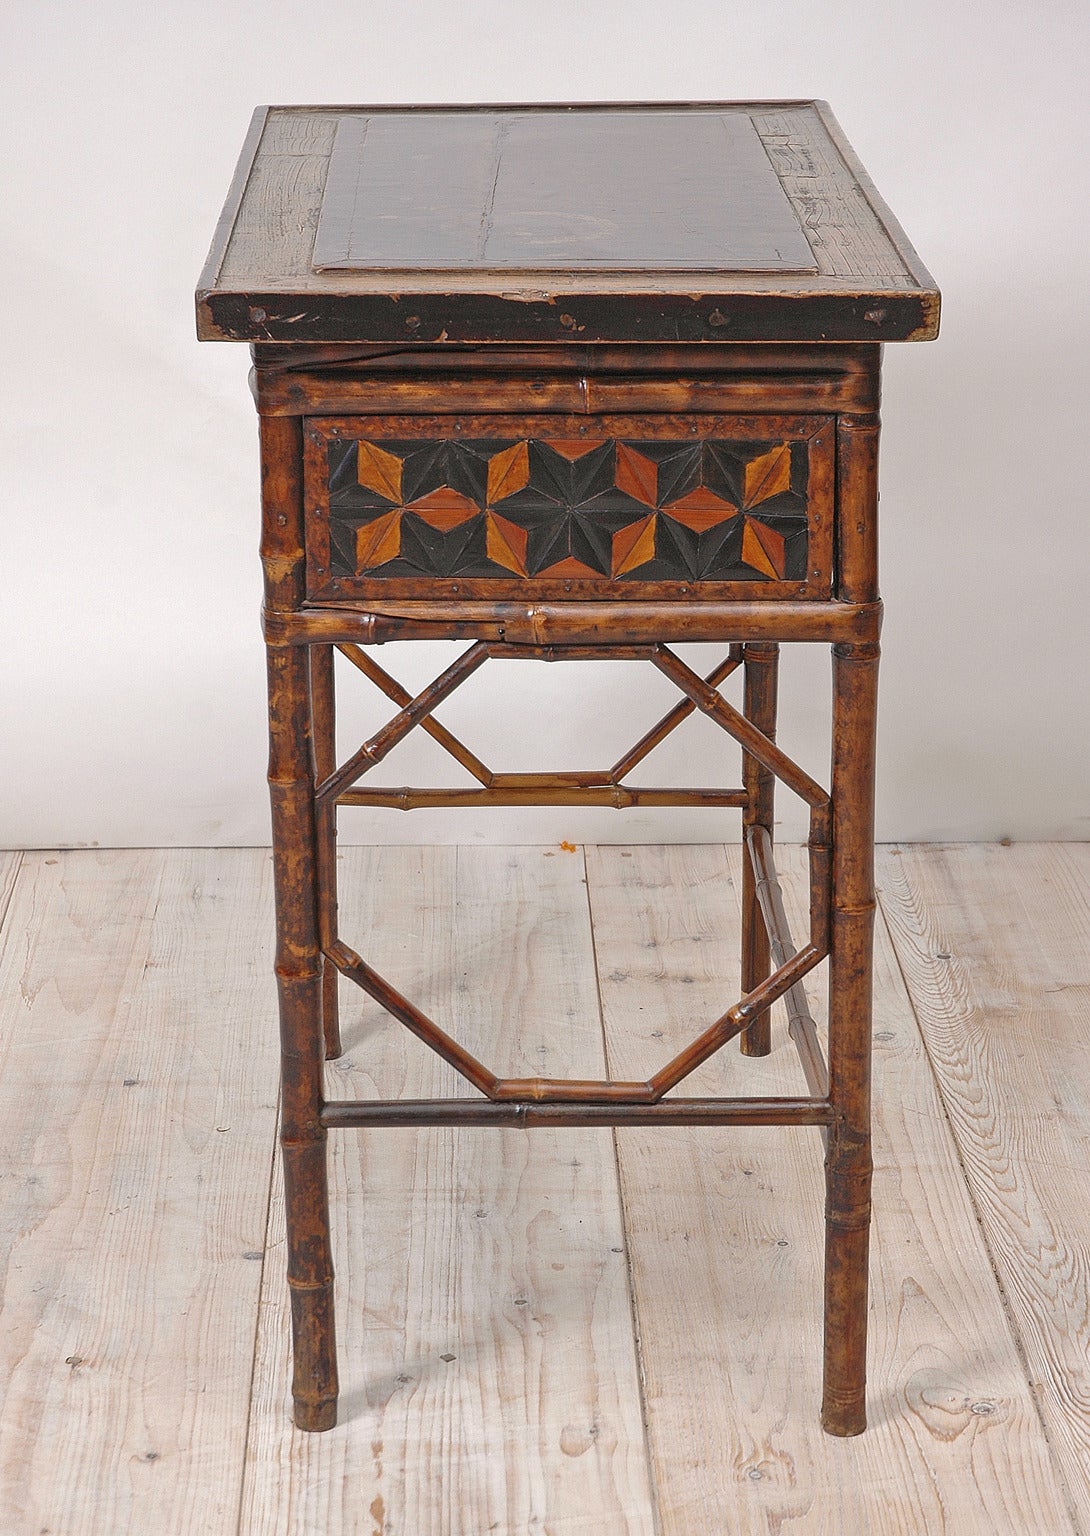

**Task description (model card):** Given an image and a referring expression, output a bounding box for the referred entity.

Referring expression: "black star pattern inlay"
[323,434,811,583]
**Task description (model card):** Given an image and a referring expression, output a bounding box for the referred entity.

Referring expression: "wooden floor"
[1,844,1088,1535]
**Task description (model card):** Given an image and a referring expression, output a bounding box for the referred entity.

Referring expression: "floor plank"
[241,846,656,1536]
[3,844,1086,1533]
[0,850,280,1536]
[586,843,1073,1536]
[878,842,1090,1527]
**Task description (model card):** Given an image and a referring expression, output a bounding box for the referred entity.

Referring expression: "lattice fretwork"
[318,642,831,1104]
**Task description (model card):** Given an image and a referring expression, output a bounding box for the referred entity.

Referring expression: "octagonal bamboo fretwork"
[315,639,831,1107]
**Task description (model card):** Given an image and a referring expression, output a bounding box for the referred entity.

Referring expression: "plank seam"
[0,851,24,940]
[876,852,1083,1536]
[582,846,665,1536]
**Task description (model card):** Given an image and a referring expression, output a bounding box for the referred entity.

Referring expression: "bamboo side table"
[197,101,939,1436]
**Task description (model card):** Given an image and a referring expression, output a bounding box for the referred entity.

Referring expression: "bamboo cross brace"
[646,939,826,1098]
[652,643,833,895]
[326,938,500,1097]
[747,823,830,1129]
[315,641,489,803]
[325,643,748,809]
[336,641,493,785]
[610,645,744,779]
[652,644,830,810]
[328,941,653,1103]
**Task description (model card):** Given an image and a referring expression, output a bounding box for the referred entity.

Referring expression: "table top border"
[197,101,939,345]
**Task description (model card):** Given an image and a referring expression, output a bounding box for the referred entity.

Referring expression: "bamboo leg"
[261,414,337,1433]
[311,645,342,1060]
[268,641,339,1432]
[821,639,878,1436]
[740,642,779,1056]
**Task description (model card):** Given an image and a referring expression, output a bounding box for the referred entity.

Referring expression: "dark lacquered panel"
[303,414,834,602]
[312,111,816,273]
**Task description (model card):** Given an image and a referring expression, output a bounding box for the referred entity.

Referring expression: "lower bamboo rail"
[319,1097,836,1129]
[337,783,748,810]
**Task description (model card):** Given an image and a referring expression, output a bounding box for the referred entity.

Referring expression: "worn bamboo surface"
[0,845,1087,1533]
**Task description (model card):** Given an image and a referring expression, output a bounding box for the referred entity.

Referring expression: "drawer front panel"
[304,414,834,602]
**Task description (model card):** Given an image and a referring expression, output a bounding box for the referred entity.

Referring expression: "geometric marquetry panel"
[304,414,834,602]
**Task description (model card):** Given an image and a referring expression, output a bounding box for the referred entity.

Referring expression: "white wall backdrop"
[1,1,1087,847]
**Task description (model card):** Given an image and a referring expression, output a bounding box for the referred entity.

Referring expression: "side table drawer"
[303,413,834,603]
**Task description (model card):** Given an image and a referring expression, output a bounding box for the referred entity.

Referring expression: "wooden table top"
[196,102,939,346]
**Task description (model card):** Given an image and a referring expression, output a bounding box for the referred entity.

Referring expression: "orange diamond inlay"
[356,509,403,569]
[407,487,480,530]
[486,442,531,503]
[485,512,529,575]
[614,443,658,507]
[356,441,403,502]
[612,514,657,576]
[536,555,602,580]
[663,487,738,532]
[741,517,787,578]
[743,443,792,508]
[545,438,608,462]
